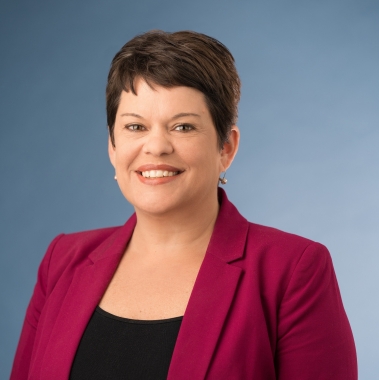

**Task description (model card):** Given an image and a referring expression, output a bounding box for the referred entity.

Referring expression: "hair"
[106,30,241,148]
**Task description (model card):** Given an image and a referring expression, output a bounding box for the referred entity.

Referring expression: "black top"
[70,307,183,380]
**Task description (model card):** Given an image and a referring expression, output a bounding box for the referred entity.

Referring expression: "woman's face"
[109,78,239,216]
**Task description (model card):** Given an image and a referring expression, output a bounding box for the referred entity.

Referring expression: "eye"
[174,124,194,132]
[126,124,145,131]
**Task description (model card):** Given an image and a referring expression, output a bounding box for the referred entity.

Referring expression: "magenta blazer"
[11,189,357,379]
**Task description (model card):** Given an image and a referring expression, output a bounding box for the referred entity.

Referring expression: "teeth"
[141,170,179,178]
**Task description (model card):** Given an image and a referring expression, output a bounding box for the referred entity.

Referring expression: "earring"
[219,172,227,185]
[114,175,117,181]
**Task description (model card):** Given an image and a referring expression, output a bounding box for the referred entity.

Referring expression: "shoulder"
[240,221,332,300]
[218,189,330,270]
[245,221,330,269]
[50,225,121,256]
[41,225,123,294]
[49,225,122,259]
[247,221,318,252]
[24,224,128,329]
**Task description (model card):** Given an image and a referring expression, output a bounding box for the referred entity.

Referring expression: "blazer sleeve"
[275,243,357,380]
[10,234,64,380]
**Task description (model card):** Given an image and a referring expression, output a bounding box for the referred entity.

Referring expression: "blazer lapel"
[168,189,249,380]
[40,215,136,380]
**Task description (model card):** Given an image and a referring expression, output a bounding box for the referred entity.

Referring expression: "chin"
[134,200,181,216]
[120,180,213,216]
[124,190,179,215]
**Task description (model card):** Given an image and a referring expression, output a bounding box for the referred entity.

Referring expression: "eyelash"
[126,124,145,131]
[125,124,194,132]
[174,124,194,132]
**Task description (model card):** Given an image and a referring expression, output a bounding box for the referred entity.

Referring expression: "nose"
[142,127,174,156]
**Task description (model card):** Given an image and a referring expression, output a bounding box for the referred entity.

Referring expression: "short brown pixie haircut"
[106,30,241,148]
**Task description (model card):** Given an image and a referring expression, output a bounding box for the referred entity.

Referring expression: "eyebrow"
[120,112,201,120]
[120,113,143,118]
[171,113,200,120]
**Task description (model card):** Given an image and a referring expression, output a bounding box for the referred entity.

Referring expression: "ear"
[220,126,240,171]
[108,134,116,169]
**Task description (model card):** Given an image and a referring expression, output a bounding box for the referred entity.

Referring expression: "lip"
[136,164,183,172]
[135,164,184,185]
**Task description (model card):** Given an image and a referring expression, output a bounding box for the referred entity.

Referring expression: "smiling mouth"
[139,170,181,178]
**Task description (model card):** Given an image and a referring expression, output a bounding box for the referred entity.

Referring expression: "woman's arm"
[10,234,64,380]
[275,243,357,379]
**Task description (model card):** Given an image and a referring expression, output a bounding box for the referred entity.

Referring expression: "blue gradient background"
[1,0,378,378]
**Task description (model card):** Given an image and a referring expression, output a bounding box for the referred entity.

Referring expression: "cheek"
[114,141,139,168]
[183,143,221,175]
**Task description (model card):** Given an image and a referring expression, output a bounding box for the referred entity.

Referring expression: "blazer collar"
[87,213,136,263]
[208,188,248,263]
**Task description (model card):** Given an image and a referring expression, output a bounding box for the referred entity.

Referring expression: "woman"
[11,31,357,379]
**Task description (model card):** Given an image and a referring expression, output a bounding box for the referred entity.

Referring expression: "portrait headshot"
[1,1,378,379]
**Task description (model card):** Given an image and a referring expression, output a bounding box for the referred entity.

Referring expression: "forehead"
[117,79,211,119]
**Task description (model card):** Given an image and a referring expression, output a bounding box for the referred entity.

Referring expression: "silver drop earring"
[219,172,227,185]
[114,175,117,181]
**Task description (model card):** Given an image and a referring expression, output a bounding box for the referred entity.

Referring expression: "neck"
[129,189,220,259]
